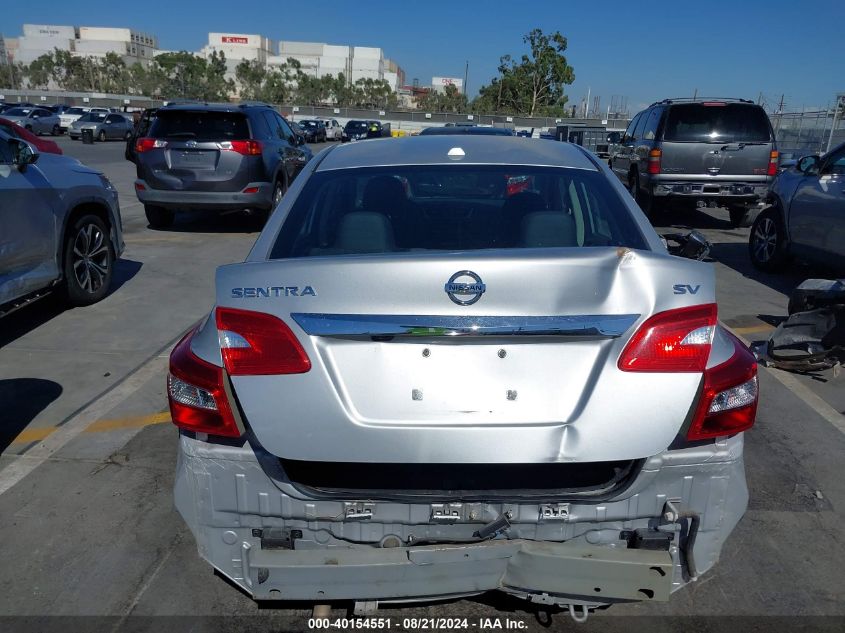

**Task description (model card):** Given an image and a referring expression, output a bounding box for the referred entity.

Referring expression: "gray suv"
[610,98,777,226]
[133,103,312,228]
[0,131,124,317]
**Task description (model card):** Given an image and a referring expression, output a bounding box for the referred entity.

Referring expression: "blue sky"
[3,0,843,112]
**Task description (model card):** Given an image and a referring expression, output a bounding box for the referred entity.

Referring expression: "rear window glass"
[663,104,772,143]
[345,121,369,131]
[66,107,87,115]
[149,110,249,140]
[270,166,647,259]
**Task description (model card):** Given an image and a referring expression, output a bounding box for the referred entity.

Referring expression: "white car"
[58,106,110,132]
[318,117,343,141]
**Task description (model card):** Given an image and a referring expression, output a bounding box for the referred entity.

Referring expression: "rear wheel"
[98,130,107,142]
[629,172,662,222]
[729,205,753,228]
[749,207,788,271]
[63,214,114,306]
[144,204,174,229]
[51,124,60,136]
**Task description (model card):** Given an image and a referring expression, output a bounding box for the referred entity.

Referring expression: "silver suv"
[0,131,124,317]
[167,136,760,616]
[611,98,777,226]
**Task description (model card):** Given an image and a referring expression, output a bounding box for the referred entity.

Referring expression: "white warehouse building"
[12,24,158,66]
[200,33,276,82]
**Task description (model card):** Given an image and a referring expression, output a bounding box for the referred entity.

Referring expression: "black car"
[287,120,308,145]
[342,119,384,142]
[132,103,312,228]
[125,108,158,162]
[298,119,327,143]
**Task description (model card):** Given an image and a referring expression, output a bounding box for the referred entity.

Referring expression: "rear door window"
[663,103,772,143]
[149,110,250,140]
[270,165,647,259]
[641,107,664,140]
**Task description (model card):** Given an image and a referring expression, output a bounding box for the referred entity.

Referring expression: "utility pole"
[827,94,844,153]
[692,88,697,101]
[463,60,468,97]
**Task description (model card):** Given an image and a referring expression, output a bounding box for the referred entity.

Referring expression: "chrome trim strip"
[291,313,640,338]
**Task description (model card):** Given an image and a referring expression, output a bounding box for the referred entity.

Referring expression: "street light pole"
[826,94,844,154]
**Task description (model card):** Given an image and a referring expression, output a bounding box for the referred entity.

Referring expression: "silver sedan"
[2,106,62,136]
[69,112,133,142]
[168,135,760,615]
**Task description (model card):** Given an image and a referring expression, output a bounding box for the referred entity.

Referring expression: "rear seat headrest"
[334,211,396,253]
[520,211,577,248]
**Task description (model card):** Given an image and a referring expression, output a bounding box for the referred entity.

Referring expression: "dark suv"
[610,98,777,226]
[133,103,312,228]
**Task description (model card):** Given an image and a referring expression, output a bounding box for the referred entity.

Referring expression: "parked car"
[1,106,62,136]
[0,117,62,154]
[342,119,383,142]
[0,102,34,114]
[69,112,133,142]
[46,104,72,115]
[317,117,343,140]
[169,135,758,614]
[58,106,90,131]
[610,98,777,226]
[0,130,124,317]
[125,107,158,163]
[287,120,308,145]
[133,103,312,228]
[749,141,845,272]
[297,119,327,143]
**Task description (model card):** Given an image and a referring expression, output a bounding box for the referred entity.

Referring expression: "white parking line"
[0,353,168,497]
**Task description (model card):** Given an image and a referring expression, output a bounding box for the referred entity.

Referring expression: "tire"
[144,204,175,229]
[629,171,662,222]
[63,214,114,306]
[749,207,788,272]
[98,130,107,142]
[264,178,287,223]
[51,124,60,136]
[729,205,753,228]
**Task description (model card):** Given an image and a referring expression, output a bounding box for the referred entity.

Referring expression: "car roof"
[157,102,272,113]
[420,126,514,136]
[316,136,599,171]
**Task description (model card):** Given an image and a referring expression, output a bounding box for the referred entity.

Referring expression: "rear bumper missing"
[174,433,748,606]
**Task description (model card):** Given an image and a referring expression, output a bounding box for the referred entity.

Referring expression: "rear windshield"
[663,104,772,143]
[5,108,32,116]
[270,165,647,259]
[149,110,249,140]
[345,121,369,131]
[79,113,107,122]
[66,107,87,115]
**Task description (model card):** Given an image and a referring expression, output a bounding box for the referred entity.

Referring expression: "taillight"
[167,330,241,438]
[216,307,311,376]
[647,148,662,174]
[618,304,717,372]
[767,150,779,176]
[135,137,167,152]
[687,335,758,440]
[220,140,263,155]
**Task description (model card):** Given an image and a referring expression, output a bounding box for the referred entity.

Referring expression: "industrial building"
[199,33,276,82]
[274,40,405,90]
[8,24,158,67]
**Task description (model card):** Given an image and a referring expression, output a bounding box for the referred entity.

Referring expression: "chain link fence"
[770,108,845,158]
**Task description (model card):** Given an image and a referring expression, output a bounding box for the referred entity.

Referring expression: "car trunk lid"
[209,249,713,464]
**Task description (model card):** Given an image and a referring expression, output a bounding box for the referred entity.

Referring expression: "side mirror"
[662,230,711,261]
[11,139,39,169]
[796,155,820,175]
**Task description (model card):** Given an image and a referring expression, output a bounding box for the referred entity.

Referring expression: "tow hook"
[568,604,589,623]
[663,500,701,581]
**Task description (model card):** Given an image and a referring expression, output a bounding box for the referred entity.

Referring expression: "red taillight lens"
[167,330,241,437]
[687,335,758,440]
[135,137,166,152]
[767,150,779,176]
[216,307,311,376]
[222,140,263,155]
[647,148,662,174]
[618,304,718,372]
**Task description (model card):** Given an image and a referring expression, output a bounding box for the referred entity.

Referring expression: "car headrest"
[362,176,407,213]
[519,211,577,248]
[335,212,396,253]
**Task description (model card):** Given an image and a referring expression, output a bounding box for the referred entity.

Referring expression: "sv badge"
[673,284,701,295]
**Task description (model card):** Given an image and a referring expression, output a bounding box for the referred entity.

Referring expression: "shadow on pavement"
[708,242,823,299]
[0,259,143,349]
[0,378,63,454]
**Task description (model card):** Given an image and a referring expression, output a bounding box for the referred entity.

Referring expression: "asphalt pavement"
[0,136,843,632]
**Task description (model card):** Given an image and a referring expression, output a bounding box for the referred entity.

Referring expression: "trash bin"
[81,128,94,144]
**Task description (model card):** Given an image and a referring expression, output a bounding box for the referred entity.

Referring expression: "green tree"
[419,84,467,113]
[24,53,55,89]
[472,29,574,116]
[153,51,233,101]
